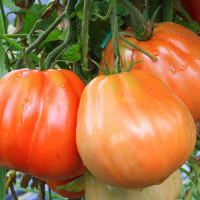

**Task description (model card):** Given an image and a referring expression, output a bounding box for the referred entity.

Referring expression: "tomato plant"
[84,170,182,200]
[0,0,200,199]
[0,69,85,179]
[100,22,200,122]
[46,176,84,198]
[178,0,200,25]
[76,70,196,189]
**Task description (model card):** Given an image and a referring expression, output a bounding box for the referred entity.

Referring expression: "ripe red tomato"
[0,69,85,179]
[76,71,196,189]
[178,0,200,25]
[100,22,200,122]
[46,176,84,198]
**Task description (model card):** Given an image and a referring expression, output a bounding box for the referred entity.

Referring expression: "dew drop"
[152,49,160,57]
[170,66,177,74]
[180,64,188,71]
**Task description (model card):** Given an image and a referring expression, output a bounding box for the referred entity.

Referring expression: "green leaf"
[19,4,56,34]
[91,2,99,14]
[89,18,111,59]
[197,178,200,194]
[185,188,192,200]
[82,67,90,79]
[192,163,200,176]
[1,34,40,64]
[3,0,23,12]
[40,30,63,49]
[56,176,83,192]
[0,36,8,77]
[75,0,84,20]
[0,167,6,200]
[58,28,68,41]
[0,15,4,35]
[61,43,81,62]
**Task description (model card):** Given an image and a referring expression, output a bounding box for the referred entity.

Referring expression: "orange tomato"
[76,71,196,189]
[100,22,200,122]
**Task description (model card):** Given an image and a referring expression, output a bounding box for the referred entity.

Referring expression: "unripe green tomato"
[84,170,182,200]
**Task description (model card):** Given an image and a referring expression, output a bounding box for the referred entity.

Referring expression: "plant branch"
[119,32,157,61]
[91,0,114,21]
[110,2,121,72]
[0,0,7,34]
[1,34,40,64]
[0,167,6,200]
[45,0,77,69]
[14,7,69,69]
[28,19,43,44]
[162,0,173,22]
[5,170,17,195]
[3,34,38,38]
[117,0,146,34]
[81,0,91,69]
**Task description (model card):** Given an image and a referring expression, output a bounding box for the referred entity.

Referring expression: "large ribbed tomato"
[100,22,200,122]
[76,71,196,189]
[84,170,182,200]
[46,176,84,198]
[0,69,85,179]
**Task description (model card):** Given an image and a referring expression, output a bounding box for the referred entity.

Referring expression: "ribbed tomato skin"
[0,69,85,179]
[76,71,196,189]
[46,176,84,198]
[100,22,200,122]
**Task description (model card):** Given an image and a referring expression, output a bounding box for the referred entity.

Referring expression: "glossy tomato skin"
[100,22,200,122]
[178,0,200,25]
[0,69,85,179]
[46,176,84,198]
[84,170,182,200]
[76,71,196,189]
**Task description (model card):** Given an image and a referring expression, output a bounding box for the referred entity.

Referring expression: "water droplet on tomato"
[180,65,188,71]
[152,49,160,57]
[170,66,177,74]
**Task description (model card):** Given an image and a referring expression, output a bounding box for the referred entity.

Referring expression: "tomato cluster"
[0,21,199,199]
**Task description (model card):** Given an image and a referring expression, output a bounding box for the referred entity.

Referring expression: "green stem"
[162,0,173,22]
[110,2,121,72]
[1,34,40,64]
[118,32,157,61]
[117,0,146,35]
[0,0,7,34]
[0,167,6,200]
[196,140,200,151]
[45,20,76,69]
[0,0,12,67]
[38,0,42,4]
[173,0,200,31]
[3,34,38,38]
[81,0,91,69]
[147,0,162,22]
[28,19,43,44]
[14,8,69,69]
[45,0,77,69]
[91,0,114,21]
